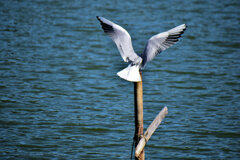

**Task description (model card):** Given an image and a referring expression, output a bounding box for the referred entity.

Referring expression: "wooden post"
[134,72,144,160]
[135,106,168,158]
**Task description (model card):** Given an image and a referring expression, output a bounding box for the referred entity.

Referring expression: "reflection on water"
[0,0,240,159]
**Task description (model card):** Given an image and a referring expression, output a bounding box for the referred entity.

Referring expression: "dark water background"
[0,0,240,159]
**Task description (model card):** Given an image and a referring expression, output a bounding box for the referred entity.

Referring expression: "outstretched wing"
[141,24,187,68]
[97,16,140,63]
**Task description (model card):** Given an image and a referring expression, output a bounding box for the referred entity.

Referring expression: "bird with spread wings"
[97,16,187,82]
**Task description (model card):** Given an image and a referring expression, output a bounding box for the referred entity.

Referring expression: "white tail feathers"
[117,64,141,82]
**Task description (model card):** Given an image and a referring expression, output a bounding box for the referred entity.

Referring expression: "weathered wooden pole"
[135,106,168,157]
[134,72,144,160]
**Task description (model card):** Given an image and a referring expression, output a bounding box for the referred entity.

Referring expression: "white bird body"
[97,16,186,82]
[117,64,141,82]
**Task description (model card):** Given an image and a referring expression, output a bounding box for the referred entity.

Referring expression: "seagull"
[97,16,187,82]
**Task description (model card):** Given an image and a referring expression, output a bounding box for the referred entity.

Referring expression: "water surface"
[0,0,240,159]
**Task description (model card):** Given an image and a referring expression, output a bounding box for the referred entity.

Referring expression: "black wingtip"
[96,16,101,21]
[183,24,187,32]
